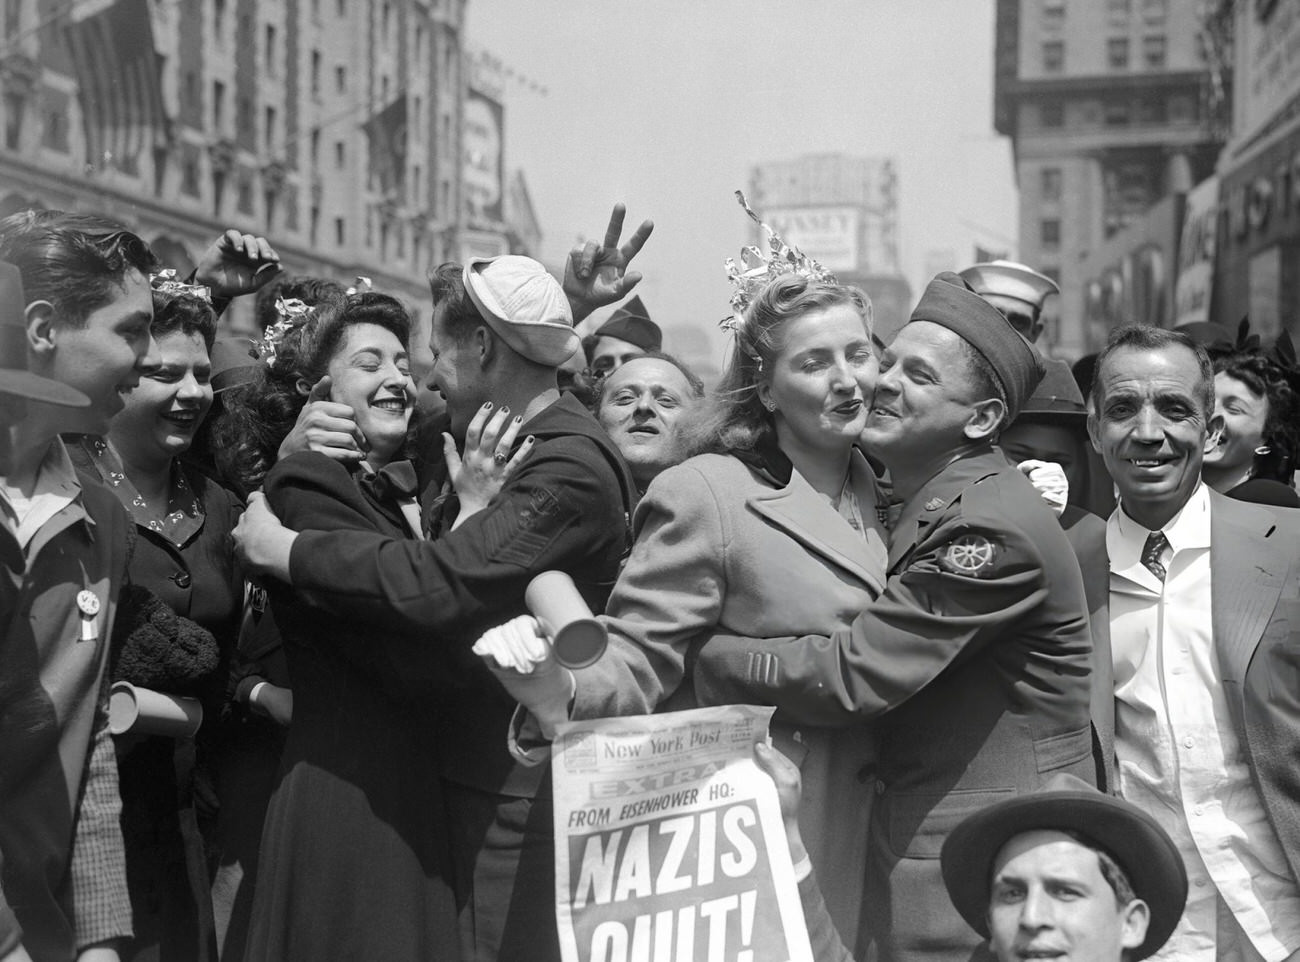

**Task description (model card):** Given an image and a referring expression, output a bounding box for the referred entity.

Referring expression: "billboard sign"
[763,206,861,272]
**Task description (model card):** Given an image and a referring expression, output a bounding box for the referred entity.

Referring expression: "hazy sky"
[466,0,1019,367]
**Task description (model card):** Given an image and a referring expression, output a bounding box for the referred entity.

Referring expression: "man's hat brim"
[940,787,1188,959]
[0,370,90,407]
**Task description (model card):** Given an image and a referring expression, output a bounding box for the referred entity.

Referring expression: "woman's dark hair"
[151,292,218,351]
[0,209,158,326]
[1214,350,1300,482]
[253,273,348,332]
[690,273,872,455]
[212,292,412,493]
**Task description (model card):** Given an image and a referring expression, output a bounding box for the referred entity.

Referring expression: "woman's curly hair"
[1214,349,1300,483]
[210,291,412,493]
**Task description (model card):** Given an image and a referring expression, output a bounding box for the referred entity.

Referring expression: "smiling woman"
[67,288,245,962]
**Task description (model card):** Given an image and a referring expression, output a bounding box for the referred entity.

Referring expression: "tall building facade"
[0,0,470,335]
[993,0,1227,357]
[747,153,912,341]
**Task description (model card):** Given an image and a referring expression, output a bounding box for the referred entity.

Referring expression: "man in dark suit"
[689,273,1097,962]
[1087,325,1300,962]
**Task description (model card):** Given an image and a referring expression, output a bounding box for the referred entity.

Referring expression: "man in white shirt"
[1087,324,1300,962]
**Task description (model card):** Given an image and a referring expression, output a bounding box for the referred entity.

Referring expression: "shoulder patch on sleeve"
[938,533,999,577]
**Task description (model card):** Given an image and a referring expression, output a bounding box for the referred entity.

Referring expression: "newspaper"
[551,705,813,962]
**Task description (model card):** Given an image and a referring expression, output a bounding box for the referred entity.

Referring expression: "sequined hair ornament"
[257,296,315,370]
[149,269,212,304]
[346,276,373,295]
[720,190,838,337]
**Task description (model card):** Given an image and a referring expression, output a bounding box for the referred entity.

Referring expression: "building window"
[1040,100,1064,127]
[335,140,345,169]
[1042,40,1064,73]
[335,216,345,246]
[1040,219,1061,249]
[181,152,200,197]
[237,175,254,215]
[1043,5,1065,28]
[310,205,320,245]
[1136,96,1167,124]
[1107,37,1129,69]
[1170,95,1194,123]
[4,0,20,37]
[237,96,252,140]
[1143,35,1166,69]
[212,80,225,130]
[335,65,346,94]
[265,24,277,75]
[1141,0,1166,21]
[264,106,277,151]
[41,91,70,152]
[1104,98,1131,126]
[4,92,21,150]
[311,50,321,99]
[213,0,226,36]
[285,186,299,230]
[1040,167,1062,202]
[310,127,320,167]
[337,0,345,15]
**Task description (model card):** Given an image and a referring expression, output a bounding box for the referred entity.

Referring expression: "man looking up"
[1088,326,1300,962]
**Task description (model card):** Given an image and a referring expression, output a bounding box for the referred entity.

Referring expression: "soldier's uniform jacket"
[692,444,1097,962]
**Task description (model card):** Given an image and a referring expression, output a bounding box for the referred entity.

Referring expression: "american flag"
[62,0,168,171]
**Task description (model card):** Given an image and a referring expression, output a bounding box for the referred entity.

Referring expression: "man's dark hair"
[0,209,158,327]
[1090,325,1214,418]
[955,338,1009,432]
[428,262,485,345]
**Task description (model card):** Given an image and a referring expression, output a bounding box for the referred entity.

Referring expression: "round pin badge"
[76,589,101,617]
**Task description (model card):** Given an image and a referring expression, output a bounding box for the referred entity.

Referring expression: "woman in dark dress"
[225,291,520,962]
[68,284,243,962]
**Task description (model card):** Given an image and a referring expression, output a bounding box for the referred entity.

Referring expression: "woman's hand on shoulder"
[444,402,535,528]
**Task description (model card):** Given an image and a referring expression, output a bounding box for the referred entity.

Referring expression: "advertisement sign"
[1174,177,1218,327]
[551,705,812,962]
[464,87,505,225]
[763,206,861,272]
[1235,0,1300,146]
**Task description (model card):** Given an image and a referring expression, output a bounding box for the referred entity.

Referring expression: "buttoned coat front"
[574,448,889,944]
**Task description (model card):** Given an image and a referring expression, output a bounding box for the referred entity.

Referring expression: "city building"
[0,0,470,337]
[993,0,1228,356]
[1210,0,1300,340]
[747,153,913,343]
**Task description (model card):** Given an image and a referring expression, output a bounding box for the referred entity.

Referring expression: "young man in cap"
[1088,326,1300,962]
[940,773,1188,962]
[233,237,648,959]
[687,273,1096,962]
[582,295,662,376]
[959,259,1059,344]
[0,214,159,962]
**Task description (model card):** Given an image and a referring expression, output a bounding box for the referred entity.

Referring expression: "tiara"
[720,190,837,334]
[149,269,212,304]
[257,296,315,370]
[346,275,373,295]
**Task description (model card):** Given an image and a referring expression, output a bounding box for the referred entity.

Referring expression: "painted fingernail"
[525,435,535,443]
[482,401,493,409]
[500,406,510,415]
[513,416,523,424]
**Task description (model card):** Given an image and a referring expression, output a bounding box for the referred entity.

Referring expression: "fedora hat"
[0,260,88,407]
[940,773,1187,959]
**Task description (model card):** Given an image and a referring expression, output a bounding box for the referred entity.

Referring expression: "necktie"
[1142,531,1169,582]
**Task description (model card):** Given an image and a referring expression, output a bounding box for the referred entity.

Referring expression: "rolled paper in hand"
[109,681,204,738]
[525,570,608,669]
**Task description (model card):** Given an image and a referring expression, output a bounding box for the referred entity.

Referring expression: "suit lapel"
[748,455,886,594]
[1210,491,1291,685]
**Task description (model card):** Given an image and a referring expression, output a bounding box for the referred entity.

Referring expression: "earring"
[763,399,776,413]
[1255,445,1272,456]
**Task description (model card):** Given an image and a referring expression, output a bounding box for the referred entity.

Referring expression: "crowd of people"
[1,198,1298,962]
